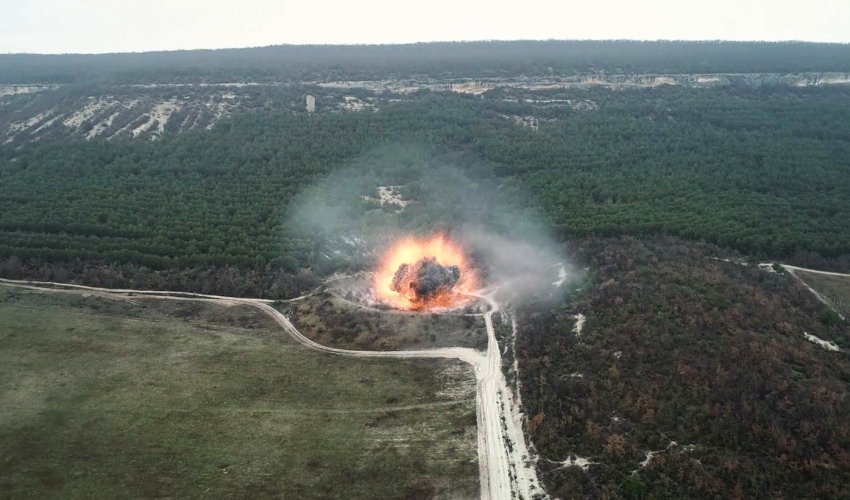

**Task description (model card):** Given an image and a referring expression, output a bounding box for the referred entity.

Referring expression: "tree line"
[3,40,850,84]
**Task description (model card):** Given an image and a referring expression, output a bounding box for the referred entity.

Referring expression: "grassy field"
[0,286,478,499]
[794,271,850,318]
[284,292,488,351]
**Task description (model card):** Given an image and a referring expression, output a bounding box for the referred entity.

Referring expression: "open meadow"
[0,286,478,499]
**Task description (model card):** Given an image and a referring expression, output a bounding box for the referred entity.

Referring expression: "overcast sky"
[1,0,848,54]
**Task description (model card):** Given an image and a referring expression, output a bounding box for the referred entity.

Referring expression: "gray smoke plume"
[289,143,578,300]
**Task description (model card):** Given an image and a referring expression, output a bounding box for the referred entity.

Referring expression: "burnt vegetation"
[517,237,850,499]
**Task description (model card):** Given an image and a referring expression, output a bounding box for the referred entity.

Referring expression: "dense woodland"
[3,41,850,84]
[516,236,850,499]
[2,82,850,295]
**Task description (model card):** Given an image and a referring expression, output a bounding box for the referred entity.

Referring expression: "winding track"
[781,265,850,278]
[0,277,544,500]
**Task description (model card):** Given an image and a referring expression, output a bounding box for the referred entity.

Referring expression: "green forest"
[2,82,850,296]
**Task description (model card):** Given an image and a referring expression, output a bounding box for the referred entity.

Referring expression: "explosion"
[375,235,478,310]
[391,257,461,300]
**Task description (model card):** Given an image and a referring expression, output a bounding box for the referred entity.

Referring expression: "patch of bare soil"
[361,185,413,211]
[283,292,487,351]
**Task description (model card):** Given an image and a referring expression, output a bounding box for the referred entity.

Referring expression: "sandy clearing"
[306,95,316,113]
[31,114,63,134]
[758,263,779,273]
[179,109,197,132]
[63,99,118,129]
[86,112,121,139]
[129,115,154,137]
[377,186,410,206]
[552,264,568,287]
[102,101,142,140]
[548,455,595,471]
[573,314,586,336]
[638,449,662,469]
[568,99,598,110]
[132,99,181,138]
[362,186,413,210]
[0,85,56,97]
[203,92,240,130]
[106,73,850,103]
[501,114,539,131]
[317,80,422,94]
[516,99,598,111]
[127,82,264,89]
[339,96,373,112]
[649,76,676,87]
[194,112,207,131]
[817,75,850,85]
[203,99,221,130]
[452,81,496,95]
[8,111,53,133]
[803,332,841,352]
[314,72,850,96]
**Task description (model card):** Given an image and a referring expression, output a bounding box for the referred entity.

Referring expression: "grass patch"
[0,286,478,499]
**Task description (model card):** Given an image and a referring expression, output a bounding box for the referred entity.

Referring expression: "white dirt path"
[472,292,547,500]
[781,265,850,278]
[803,332,841,352]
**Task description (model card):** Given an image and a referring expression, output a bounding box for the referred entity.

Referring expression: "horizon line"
[2,38,849,57]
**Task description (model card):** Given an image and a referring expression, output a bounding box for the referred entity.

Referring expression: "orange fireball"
[374,234,478,310]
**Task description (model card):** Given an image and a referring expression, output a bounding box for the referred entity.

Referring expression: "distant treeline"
[2,40,850,84]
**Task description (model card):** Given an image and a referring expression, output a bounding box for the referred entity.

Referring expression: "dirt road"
[471,292,546,500]
[780,264,849,320]
[781,265,850,278]
[0,278,544,500]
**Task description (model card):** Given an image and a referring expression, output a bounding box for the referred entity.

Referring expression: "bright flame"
[375,234,478,310]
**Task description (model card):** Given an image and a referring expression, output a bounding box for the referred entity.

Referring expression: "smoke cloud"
[289,143,578,301]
